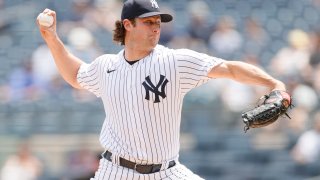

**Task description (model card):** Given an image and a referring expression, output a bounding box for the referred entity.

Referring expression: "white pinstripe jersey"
[77,45,223,164]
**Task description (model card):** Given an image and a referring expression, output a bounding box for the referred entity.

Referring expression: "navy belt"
[102,150,176,174]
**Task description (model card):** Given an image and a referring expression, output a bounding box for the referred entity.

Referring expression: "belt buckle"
[134,163,138,171]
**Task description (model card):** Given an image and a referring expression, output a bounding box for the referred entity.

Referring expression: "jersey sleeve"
[174,48,224,92]
[77,56,103,97]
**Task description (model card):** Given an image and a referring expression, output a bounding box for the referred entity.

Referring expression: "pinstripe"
[135,64,148,160]
[176,168,187,180]
[180,77,198,81]
[159,53,172,157]
[177,60,203,67]
[169,168,182,180]
[106,75,119,153]
[170,52,178,157]
[176,51,217,63]
[173,52,183,157]
[178,65,204,71]
[87,63,98,73]
[137,63,150,160]
[79,65,98,81]
[117,63,127,156]
[152,58,165,162]
[119,164,124,179]
[100,59,113,149]
[116,65,128,154]
[108,162,117,180]
[180,82,196,86]
[145,52,159,162]
[164,53,173,158]
[146,52,158,162]
[100,159,109,180]
[78,77,98,87]
[99,57,108,94]
[163,53,174,180]
[103,163,115,180]
[169,52,177,158]
[102,159,110,179]
[125,165,129,180]
[77,45,222,179]
[140,59,154,162]
[123,68,138,160]
[101,63,116,149]
[120,65,135,158]
[132,169,136,180]
[153,52,165,162]
[129,67,141,159]
[160,54,170,159]
[179,71,205,77]
[117,63,126,154]
[126,68,140,160]
[110,66,123,153]
[95,159,102,180]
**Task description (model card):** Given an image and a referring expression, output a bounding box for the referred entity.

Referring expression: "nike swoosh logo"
[107,69,116,73]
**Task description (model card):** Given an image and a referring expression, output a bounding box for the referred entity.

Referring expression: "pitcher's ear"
[123,19,134,31]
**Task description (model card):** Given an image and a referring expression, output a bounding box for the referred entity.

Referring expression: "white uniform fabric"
[77,45,223,179]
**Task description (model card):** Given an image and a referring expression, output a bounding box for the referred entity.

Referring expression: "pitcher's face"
[131,15,161,49]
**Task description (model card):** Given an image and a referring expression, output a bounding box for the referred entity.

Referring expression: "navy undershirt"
[126,59,139,65]
[124,51,139,65]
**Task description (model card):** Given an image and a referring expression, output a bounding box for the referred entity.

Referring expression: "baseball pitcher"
[36,0,290,179]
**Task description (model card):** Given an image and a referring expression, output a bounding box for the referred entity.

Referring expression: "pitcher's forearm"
[209,61,286,91]
[228,62,286,91]
[45,36,83,89]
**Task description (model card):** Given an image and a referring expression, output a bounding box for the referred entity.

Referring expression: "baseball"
[37,13,54,27]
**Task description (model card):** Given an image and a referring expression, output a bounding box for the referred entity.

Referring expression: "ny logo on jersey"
[150,0,159,9]
[142,75,168,103]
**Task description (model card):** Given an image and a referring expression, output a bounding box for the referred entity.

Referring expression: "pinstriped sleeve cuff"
[77,63,101,97]
[204,57,224,78]
[77,63,88,87]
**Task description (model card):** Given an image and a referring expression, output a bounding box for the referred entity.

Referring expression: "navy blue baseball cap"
[121,0,173,22]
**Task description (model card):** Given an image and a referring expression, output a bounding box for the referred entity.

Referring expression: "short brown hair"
[113,19,136,45]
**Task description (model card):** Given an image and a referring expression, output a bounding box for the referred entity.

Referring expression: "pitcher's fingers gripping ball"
[242,90,293,132]
[37,12,54,27]
[36,8,56,31]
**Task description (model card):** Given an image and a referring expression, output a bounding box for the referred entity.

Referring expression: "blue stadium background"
[1,0,320,179]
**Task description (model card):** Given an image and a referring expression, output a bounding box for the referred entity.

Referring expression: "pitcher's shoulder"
[154,44,175,55]
[97,54,120,62]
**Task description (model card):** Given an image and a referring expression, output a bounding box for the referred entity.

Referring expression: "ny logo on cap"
[150,0,159,9]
